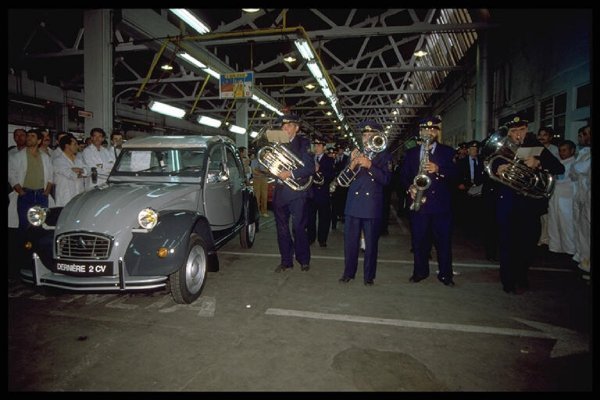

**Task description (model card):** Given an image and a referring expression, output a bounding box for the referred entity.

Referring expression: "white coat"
[53,152,87,207]
[547,156,575,254]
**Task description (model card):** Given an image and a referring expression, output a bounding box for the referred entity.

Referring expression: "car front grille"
[56,233,112,260]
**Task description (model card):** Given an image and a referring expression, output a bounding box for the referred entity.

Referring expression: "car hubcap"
[185,245,206,294]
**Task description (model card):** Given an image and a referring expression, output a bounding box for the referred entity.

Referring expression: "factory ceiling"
[8,8,493,149]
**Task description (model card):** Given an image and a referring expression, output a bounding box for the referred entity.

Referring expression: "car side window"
[207,146,225,183]
[226,147,243,182]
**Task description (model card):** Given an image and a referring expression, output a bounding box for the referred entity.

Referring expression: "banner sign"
[220,71,254,99]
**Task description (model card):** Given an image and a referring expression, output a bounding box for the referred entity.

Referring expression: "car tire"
[169,233,207,304]
[239,218,256,249]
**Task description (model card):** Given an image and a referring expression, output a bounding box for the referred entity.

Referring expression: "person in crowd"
[308,138,335,247]
[487,115,565,294]
[8,128,27,221]
[52,133,87,207]
[400,116,458,287]
[81,127,115,188]
[455,140,485,238]
[270,114,315,272]
[570,125,591,279]
[537,126,560,158]
[8,128,27,155]
[251,150,270,217]
[453,142,468,164]
[238,146,252,182]
[536,126,560,247]
[8,129,54,231]
[39,129,52,157]
[547,140,577,255]
[110,131,125,160]
[338,120,392,286]
[51,131,69,161]
[331,145,349,230]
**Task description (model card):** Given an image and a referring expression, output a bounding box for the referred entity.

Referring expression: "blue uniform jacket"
[400,143,457,214]
[489,136,565,217]
[344,150,393,219]
[273,134,315,203]
[457,155,485,187]
[311,154,335,203]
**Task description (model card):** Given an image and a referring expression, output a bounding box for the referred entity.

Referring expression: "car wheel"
[239,218,256,249]
[169,233,207,304]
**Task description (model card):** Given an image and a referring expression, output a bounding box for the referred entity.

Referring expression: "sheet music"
[266,129,289,143]
[515,146,543,160]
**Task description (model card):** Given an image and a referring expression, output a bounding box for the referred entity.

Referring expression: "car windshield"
[113,148,207,178]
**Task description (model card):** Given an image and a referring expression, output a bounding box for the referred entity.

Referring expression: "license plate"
[54,261,114,277]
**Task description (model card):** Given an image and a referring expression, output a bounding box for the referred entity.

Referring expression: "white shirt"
[53,152,87,207]
[81,145,116,187]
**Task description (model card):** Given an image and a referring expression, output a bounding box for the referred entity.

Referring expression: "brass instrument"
[335,133,388,187]
[313,171,325,186]
[409,132,433,211]
[257,142,313,191]
[482,131,554,199]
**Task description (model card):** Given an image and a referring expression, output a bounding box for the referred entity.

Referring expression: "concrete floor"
[8,208,592,391]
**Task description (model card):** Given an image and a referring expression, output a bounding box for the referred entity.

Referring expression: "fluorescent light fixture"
[250,131,259,138]
[306,61,323,81]
[414,50,428,57]
[283,56,296,63]
[305,83,316,90]
[161,64,173,71]
[149,101,186,119]
[242,8,261,13]
[294,39,314,61]
[10,99,45,109]
[318,100,326,105]
[197,115,222,128]
[177,52,220,79]
[169,9,210,35]
[251,94,283,116]
[178,52,207,69]
[204,66,220,79]
[228,124,246,135]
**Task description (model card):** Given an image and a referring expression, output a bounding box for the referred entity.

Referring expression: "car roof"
[122,135,234,149]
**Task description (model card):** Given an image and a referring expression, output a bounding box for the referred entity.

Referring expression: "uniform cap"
[467,140,481,148]
[503,113,529,129]
[418,116,442,129]
[278,113,301,125]
[357,120,383,133]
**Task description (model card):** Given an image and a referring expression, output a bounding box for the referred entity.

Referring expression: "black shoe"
[301,264,310,271]
[274,264,292,272]
[409,274,429,283]
[319,242,327,247]
[364,280,374,286]
[438,276,455,287]
[309,240,315,246]
[338,276,352,283]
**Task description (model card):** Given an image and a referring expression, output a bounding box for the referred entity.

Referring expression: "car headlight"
[138,208,159,230]
[27,206,47,227]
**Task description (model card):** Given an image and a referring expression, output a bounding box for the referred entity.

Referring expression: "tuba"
[409,132,433,211]
[481,130,555,199]
[257,142,313,191]
[335,133,388,187]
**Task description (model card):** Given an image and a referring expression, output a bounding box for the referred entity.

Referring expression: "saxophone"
[409,133,433,211]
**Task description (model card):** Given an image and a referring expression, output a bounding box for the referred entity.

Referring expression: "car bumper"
[21,253,168,291]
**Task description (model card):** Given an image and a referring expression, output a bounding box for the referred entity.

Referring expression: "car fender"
[124,211,217,276]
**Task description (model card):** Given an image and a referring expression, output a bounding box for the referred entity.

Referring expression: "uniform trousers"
[343,215,381,282]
